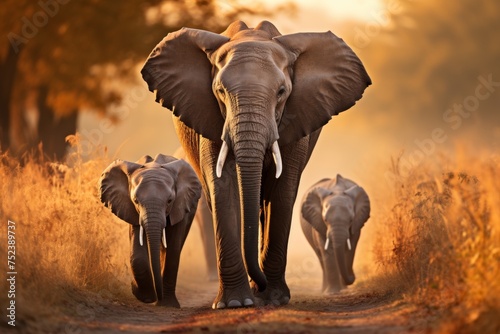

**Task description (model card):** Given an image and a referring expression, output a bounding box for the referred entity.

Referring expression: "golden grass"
[0,135,130,331]
[373,150,500,332]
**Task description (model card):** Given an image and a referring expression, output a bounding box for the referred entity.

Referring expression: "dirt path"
[40,227,438,334]
[53,278,434,334]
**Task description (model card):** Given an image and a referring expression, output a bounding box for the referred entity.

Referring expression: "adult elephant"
[141,20,371,309]
[99,154,201,307]
[300,175,370,294]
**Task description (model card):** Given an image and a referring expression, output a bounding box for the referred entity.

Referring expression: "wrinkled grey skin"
[174,147,217,281]
[142,21,371,309]
[99,154,201,308]
[300,175,370,294]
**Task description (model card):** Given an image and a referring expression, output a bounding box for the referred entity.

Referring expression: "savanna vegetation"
[372,151,500,333]
[0,137,131,332]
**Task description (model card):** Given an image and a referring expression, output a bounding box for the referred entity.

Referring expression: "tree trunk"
[0,45,21,152]
[37,85,78,160]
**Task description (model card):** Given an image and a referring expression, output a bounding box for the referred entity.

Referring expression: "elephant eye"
[277,86,286,99]
[217,87,225,97]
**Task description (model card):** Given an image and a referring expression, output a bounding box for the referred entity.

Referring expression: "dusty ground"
[20,223,440,333]
[40,276,436,334]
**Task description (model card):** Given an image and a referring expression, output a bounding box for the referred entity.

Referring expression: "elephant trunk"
[236,158,267,291]
[142,207,166,302]
[329,228,355,285]
[231,114,274,292]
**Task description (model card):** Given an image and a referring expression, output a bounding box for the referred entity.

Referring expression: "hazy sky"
[244,0,383,33]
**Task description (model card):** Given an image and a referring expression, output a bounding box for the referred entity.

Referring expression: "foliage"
[348,0,500,146]
[0,135,130,331]
[0,1,285,158]
[373,150,500,332]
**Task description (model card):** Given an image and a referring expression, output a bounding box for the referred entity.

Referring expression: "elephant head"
[302,175,370,289]
[98,154,201,303]
[141,21,371,290]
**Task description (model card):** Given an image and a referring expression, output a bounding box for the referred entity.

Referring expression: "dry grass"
[373,150,500,332]
[0,135,130,331]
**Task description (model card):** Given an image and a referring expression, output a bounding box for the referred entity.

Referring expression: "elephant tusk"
[272,141,282,178]
[162,229,167,249]
[347,238,352,251]
[216,141,228,178]
[324,237,330,251]
[139,225,144,246]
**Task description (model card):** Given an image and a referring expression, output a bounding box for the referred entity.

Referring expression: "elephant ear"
[333,173,357,190]
[301,186,333,236]
[221,20,280,40]
[274,32,371,145]
[221,20,249,38]
[141,28,230,142]
[344,185,370,231]
[163,160,202,226]
[98,160,142,225]
[136,155,154,165]
[152,153,177,165]
[254,21,282,38]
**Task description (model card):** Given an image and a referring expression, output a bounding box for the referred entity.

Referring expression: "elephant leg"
[321,261,328,292]
[196,195,218,281]
[129,225,157,303]
[344,231,360,286]
[200,139,254,309]
[255,138,310,305]
[254,195,293,305]
[157,216,192,308]
[310,231,328,292]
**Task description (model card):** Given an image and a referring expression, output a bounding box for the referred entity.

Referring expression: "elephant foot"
[323,287,343,295]
[212,282,255,310]
[156,295,181,308]
[251,279,290,306]
[131,281,156,304]
[323,281,347,295]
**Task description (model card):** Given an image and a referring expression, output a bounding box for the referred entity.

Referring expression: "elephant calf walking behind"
[98,154,201,307]
[300,175,370,294]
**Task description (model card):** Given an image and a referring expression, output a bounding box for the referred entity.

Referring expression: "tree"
[0,0,286,159]
[347,0,500,146]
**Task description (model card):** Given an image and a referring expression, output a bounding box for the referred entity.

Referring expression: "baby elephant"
[300,174,370,294]
[98,154,201,307]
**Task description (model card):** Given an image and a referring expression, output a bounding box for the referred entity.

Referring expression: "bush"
[374,151,500,331]
[0,135,130,331]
